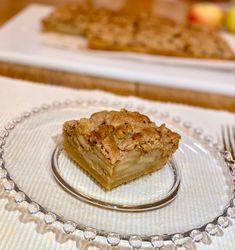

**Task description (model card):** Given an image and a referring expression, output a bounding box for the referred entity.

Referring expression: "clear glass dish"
[0,98,234,249]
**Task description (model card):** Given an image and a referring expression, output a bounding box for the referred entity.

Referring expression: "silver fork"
[221,125,235,160]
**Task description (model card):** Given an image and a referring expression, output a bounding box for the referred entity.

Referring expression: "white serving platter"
[0,4,234,96]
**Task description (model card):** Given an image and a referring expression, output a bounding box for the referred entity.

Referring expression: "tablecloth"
[0,76,234,250]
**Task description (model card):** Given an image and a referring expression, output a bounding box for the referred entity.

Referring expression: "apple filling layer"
[62,109,180,190]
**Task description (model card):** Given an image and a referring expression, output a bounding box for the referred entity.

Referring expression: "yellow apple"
[188,3,224,28]
[225,7,235,33]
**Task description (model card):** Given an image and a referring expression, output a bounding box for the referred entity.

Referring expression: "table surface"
[0,0,234,113]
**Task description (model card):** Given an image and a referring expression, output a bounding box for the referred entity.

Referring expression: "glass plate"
[0,98,234,249]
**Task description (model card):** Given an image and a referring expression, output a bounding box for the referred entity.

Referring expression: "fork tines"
[221,125,235,160]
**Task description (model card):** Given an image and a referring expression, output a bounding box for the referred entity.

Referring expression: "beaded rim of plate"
[0,98,234,249]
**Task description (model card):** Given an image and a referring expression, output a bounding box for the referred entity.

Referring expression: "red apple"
[188,3,224,28]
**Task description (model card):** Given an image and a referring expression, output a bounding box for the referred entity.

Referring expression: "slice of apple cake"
[62,109,180,190]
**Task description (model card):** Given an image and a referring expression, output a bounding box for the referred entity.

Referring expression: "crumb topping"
[63,109,180,164]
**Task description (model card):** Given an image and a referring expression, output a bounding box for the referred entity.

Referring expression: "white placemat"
[0,76,234,250]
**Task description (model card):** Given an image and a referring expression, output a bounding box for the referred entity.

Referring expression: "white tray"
[0,4,234,96]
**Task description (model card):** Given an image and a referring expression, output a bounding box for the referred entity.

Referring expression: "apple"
[188,3,224,28]
[225,6,235,33]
